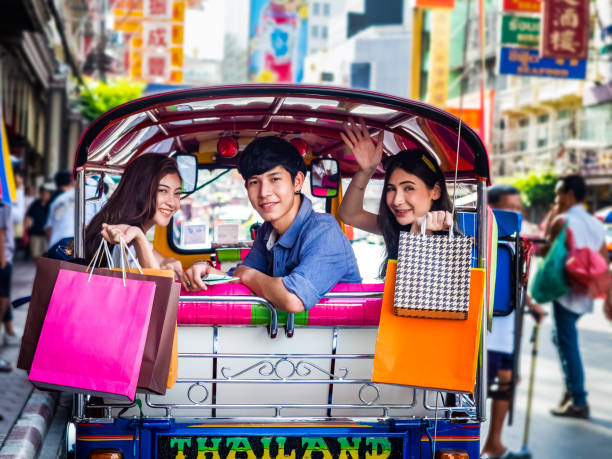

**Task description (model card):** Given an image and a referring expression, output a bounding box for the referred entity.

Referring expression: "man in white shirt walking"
[544,175,610,419]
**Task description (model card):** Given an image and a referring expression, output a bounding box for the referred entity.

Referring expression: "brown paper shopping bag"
[18,257,90,371]
[372,260,486,393]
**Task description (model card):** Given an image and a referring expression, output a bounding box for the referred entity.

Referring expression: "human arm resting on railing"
[233,264,305,313]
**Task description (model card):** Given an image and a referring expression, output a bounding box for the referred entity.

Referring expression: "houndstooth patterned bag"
[394,230,473,320]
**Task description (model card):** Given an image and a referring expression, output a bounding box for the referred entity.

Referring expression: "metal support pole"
[73,169,86,419]
[476,178,488,421]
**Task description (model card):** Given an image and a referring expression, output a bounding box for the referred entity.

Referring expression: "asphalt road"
[492,302,612,457]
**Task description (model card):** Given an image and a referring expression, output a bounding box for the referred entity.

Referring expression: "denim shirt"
[240,195,362,310]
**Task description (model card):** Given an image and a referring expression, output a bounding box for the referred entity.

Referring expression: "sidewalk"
[0,261,37,444]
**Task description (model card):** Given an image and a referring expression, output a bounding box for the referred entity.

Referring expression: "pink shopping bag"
[28,269,156,401]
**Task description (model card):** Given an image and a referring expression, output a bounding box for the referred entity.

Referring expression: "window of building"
[519,140,527,151]
[321,26,328,39]
[323,3,330,16]
[351,62,371,90]
[538,114,549,124]
[313,2,320,15]
[321,72,334,82]
[537,138,547,148]
[557,109,571,119]
[518,118,529,127]
[311,25,319,38]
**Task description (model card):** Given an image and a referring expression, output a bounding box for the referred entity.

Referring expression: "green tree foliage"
[79,78,145,122]
[500,171,558,209]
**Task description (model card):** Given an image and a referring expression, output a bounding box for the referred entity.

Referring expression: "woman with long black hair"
[339,119,454,276]
[84,153,187,283]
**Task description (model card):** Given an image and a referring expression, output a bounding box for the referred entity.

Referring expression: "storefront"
[0,0,86,183]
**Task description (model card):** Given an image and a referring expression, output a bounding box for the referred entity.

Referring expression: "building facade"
[0,0,88,183]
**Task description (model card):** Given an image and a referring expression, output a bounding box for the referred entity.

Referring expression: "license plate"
[158,435,404,458]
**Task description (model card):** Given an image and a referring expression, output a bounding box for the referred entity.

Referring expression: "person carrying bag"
[28,239,156,400]
[24,239,180,399]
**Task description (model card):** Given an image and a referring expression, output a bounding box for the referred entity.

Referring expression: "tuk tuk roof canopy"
[74,85,490,184]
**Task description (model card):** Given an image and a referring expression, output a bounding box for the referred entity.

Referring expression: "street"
[495,303,612,456]
[1,259,611,457]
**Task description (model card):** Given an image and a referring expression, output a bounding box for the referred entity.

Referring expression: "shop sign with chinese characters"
[499,47,586,79]
[426,9,451,107]
[541,0,589,60]
[115,0,185,83]
[144,0,172,18]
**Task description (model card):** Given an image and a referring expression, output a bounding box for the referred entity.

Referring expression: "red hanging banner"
[502,0,541,13]
[541,0,590,60]
[416,0,455,7]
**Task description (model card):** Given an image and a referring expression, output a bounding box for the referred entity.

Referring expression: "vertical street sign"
[117,0,185,83]
[427,9,452,107]
[541,0,589,60]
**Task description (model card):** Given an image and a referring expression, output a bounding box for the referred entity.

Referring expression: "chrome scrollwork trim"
[295,360,348,380]
[220,360,275,380]
[220,357,350,381]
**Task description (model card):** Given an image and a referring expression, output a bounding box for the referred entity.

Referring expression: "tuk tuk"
[69,85,494,459]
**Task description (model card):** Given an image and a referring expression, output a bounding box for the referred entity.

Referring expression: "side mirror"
[175,154,198,193]
[310,158,339,198]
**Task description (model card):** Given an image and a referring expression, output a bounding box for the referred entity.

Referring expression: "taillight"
[89,449,123,459]
[435,450,469,459]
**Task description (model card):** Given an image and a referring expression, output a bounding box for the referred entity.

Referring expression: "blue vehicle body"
[75,418,480,458]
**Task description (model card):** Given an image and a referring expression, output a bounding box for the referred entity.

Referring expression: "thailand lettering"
[159,436,402,459]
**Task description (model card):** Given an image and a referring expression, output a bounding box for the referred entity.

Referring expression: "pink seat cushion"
[178,283,384,326]
[179,283,253,325]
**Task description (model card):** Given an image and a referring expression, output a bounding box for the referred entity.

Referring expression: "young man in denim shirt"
[185,137,361,312]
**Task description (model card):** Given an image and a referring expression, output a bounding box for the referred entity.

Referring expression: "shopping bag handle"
[119,237,144,274]
[87,238,114,275]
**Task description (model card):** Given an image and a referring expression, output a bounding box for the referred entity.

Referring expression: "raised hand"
[340,117,384,174]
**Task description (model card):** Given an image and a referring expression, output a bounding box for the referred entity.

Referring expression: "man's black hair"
[488,184,520,205]
[559,174,587,202]
[54,170,72,188]
[238,137,307,181]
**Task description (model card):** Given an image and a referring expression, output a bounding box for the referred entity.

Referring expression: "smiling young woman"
[338,118,454,276]
[84,153,187,283]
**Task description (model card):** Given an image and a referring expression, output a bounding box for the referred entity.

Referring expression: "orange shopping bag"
[372,260,486,393]
[167,326,178,389]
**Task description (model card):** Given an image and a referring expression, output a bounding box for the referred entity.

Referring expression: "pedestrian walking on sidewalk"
[543,175,610,419]
[481,185,545,459]
[0,200,14,371]
[25,184,52,258]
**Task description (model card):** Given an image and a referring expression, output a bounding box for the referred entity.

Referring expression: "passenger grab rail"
[180,295,279,338]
